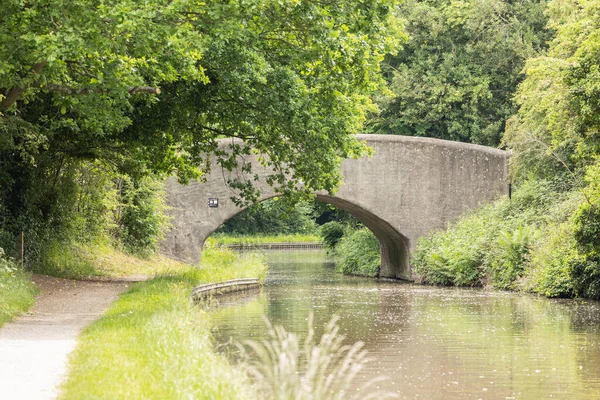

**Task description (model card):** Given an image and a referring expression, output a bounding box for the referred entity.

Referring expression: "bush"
[216,198,317,236]
[572,203,600,299]
[412,179,579,290]
[334,228,380,277]
[487,226,536,290]
[319,221,346,252]
[522,222,576,298]
[412,236,453,285]
[0,147,173,276]
[570,254,600,299]
[116,175,170,257]
[413,203,498,286]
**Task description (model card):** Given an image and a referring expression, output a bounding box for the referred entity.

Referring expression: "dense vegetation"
[0,0,403,276]
[215,198,318,236]
[372,0,550,146]
[333,228,380,277]
[17,165,170,278]
[412,0,600,299]
[413,180,580,294]
[320,221,381,277]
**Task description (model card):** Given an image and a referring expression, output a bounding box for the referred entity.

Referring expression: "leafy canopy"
[0,0,404,202]
[505,0,600,182]
[372,0,549,146]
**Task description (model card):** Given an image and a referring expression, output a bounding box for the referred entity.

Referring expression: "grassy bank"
[208,233,320,247]
[0,251,37,327]
[60,245,268,399]
[412,179,600,299]
[31,242,195,280]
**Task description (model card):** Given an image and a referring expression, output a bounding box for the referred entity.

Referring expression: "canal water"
[208,250,600,399]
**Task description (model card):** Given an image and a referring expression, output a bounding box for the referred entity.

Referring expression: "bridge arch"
[201,193,411,279]
[315,194,409,279]
[160,135,508,280]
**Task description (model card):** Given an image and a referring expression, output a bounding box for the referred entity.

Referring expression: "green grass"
[208,233,320,247]
[34,241,193,279]
[0,250,38,327]
[59,245,268,399]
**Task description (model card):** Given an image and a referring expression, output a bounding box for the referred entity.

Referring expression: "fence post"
[15,231,24,268]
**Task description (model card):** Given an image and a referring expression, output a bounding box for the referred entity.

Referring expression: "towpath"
[0,274,143,399]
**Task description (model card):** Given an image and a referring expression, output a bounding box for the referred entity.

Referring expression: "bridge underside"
[316,195,410,280]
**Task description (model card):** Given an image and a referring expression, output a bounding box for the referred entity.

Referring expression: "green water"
[208,250,600,399]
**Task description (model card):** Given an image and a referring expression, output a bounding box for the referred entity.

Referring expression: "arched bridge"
[160,135,508,280]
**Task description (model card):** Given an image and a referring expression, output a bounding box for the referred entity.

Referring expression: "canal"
[208,250,600,399]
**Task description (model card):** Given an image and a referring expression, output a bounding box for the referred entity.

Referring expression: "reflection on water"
[208,250,600,399]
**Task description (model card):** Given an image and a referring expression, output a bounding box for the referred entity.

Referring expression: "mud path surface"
[0,275,134,399]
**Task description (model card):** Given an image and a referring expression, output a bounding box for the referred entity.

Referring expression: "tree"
[1,0,403,189]
[215,198,317,236]
[0,0,404,254]
[504,0,600,182]
[371,0,549,146]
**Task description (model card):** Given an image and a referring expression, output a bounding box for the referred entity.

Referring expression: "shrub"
[522,222,576,298]
[412,236,453,285]
[413,203,498,286]
[487,226,536,290]
[0,154,172,277]
[412,179,583,290]
[115,175,171,257]
[319,221,346,252]
[570,162,600,298]
[334,228,380,277]
[570,254,600,299]
[572,203,600,299]
[216,198,318,236]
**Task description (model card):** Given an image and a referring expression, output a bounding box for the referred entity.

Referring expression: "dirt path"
[0,274,136,399]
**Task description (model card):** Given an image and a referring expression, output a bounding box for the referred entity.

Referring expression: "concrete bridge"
[160,135,508,280]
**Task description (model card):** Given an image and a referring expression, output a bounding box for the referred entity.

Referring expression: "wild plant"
[238,314,399,400]
[0,247,16,275]
[489,226,536,289]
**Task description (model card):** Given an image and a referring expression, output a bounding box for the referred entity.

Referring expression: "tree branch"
[0,62,160,112]
[45,84,161,95]
[0,61,46,111]
[198,124,256,140]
